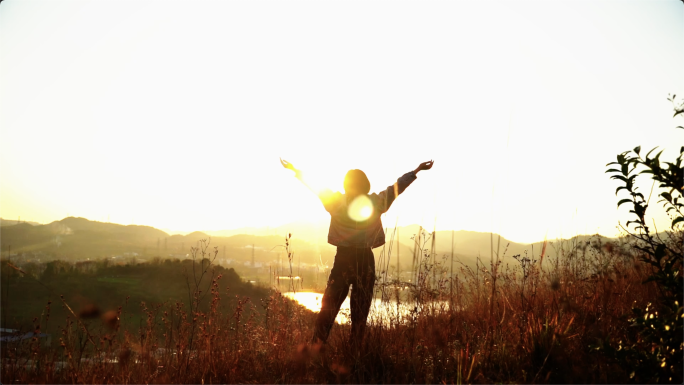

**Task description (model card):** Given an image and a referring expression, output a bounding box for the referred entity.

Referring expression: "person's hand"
[414,160,434,173]
[280,158,298,172]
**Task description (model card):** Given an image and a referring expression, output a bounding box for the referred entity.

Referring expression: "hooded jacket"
[306,171,417,248]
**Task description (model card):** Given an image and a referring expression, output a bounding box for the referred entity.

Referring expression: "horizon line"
[0,215,623,245]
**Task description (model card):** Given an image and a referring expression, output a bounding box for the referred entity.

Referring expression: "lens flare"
[348,195,373,222]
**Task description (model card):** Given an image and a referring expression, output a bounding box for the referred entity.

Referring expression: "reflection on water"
[282,292,349,324]
[282,291,453,326]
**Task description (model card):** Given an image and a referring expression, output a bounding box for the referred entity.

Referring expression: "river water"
[282,291,454,326]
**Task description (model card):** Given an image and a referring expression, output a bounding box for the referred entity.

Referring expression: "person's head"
[344,169,370,196]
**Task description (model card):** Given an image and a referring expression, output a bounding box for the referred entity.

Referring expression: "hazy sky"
[1,0,682,243]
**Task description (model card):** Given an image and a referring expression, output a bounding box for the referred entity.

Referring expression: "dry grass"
[0,232,668,384]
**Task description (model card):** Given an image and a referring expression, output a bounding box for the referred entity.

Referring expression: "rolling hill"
[0,217,621,275]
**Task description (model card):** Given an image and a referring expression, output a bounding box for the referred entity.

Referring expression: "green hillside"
[0,257,269,333]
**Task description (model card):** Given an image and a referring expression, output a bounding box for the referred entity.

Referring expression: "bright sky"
[1,0,682,243]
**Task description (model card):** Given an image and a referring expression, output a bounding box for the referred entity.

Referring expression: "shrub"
[601,94,683,383]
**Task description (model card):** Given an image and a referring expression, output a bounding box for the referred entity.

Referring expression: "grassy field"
[1,231,681,384]
[0,255,269,342]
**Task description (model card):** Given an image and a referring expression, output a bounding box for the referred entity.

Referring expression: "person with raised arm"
[280,158,434,347]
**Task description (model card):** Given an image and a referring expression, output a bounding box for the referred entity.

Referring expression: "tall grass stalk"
[1,230,675,383]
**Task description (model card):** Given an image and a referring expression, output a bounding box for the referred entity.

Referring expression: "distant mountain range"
[0,217,618,270]
[0,218,41,227]
[0,217,332,265]
[203,221,609,260]
[202,220,329,242]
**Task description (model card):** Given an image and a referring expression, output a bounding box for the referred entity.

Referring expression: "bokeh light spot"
[348,195,373,222]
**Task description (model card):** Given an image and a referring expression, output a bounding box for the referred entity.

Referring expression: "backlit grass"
[2,229,680,384]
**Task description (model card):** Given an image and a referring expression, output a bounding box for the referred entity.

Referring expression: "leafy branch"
[599,94,683,383]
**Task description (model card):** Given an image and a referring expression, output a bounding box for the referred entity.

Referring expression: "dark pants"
[313,246,376,345]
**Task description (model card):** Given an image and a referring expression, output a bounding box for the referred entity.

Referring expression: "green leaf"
[605,168,621,174]
[611,175,628,183]
[654,149,664,161]
[673,216,684,228]
[661,192,673,202]
[616,186,628,195]
[634,146,641,155]
[617,199,632,208]
[646,147,659,158]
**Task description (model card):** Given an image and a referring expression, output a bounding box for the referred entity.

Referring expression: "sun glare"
[348,195,374,222]
[296,171,327,196]
[283,291,350,324]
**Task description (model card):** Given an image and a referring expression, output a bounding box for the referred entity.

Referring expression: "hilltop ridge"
[0,217,621,270]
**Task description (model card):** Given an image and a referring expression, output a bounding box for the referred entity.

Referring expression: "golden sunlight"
[283,291,441,326]
[348,195,374,222]
[296,171,327,196]
[283,291,350,324]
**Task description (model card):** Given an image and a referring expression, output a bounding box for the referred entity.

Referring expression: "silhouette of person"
[280,159,434,347]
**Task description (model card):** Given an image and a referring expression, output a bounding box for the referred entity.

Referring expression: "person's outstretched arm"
[280,158,336,208]
[377,160,434,213]
[413,160,434,175]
